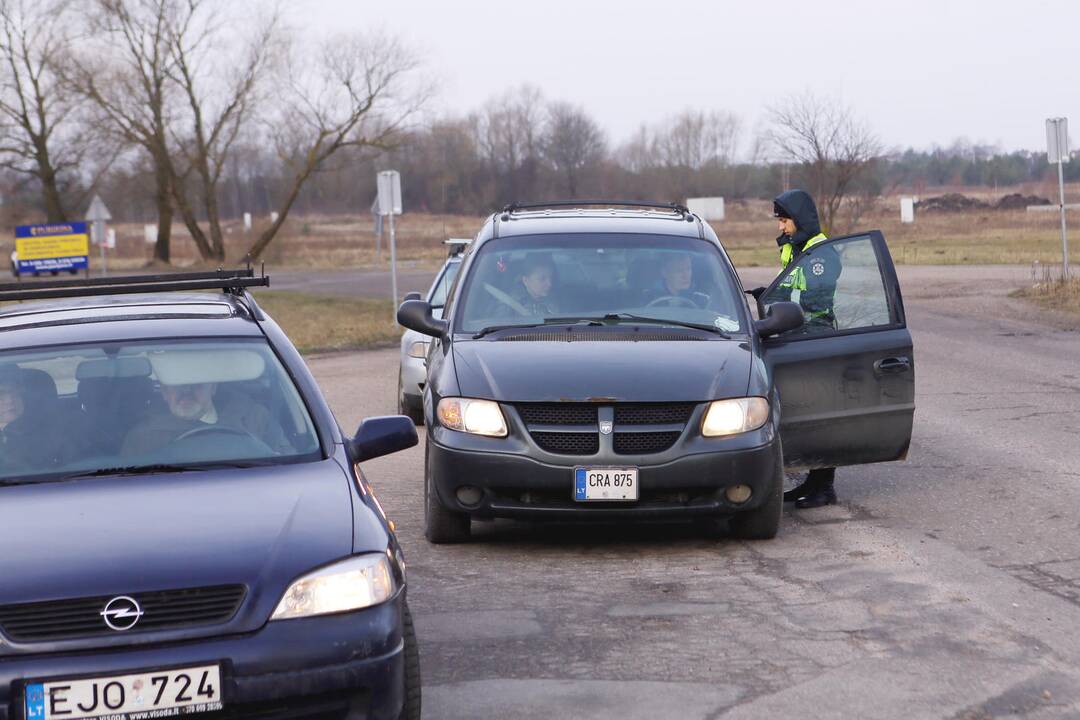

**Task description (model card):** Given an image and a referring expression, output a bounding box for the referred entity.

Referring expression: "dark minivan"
[0,271,420,720]
[399,201,915,543]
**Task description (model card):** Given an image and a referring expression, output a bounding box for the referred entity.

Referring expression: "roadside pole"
[376,170,403,324]
[1046,117,1070,280]
[86,194,112,277]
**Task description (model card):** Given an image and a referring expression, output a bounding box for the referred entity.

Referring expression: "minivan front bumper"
[427,424,780,521]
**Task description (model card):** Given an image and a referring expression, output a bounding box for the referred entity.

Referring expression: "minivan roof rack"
[0,268,269,303]
[500,200,692,219]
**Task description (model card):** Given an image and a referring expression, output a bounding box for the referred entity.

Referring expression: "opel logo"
[100,596,144,631]
[599,420,613,435]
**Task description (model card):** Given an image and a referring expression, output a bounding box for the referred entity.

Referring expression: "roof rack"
[444,238,472,257]
[500,200,692,219]
[0,268,269,303]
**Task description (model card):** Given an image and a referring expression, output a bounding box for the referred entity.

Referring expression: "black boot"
[794,468,837,509]
[783,478,813,502]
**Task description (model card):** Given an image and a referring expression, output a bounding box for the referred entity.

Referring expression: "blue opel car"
[0,271,420,720]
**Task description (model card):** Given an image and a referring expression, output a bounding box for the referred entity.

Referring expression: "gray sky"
[306,0,1077,156]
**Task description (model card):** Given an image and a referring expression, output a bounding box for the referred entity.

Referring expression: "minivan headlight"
[702,397,769,437]
[436,397,507,437]
[271,554,395,620]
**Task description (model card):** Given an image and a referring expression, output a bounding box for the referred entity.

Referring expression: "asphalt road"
[307,263,1080,719]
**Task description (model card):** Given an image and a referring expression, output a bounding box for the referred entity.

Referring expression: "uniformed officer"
[771,189,841,508]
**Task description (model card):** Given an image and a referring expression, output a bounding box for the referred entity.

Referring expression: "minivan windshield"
[0,338,321,484]
[455,234,746,334]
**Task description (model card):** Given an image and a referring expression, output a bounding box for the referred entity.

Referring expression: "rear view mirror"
[755,302,803,338]
[350,415,418,462]
[403,291,422,302]
[397,299,448,339]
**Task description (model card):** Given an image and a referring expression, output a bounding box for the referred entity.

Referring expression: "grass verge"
[255,291,399,355]
[1010,279,1080,314]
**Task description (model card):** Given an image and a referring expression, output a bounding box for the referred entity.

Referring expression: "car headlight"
[270,554,395,620]
[436,397,507,437]
[702,397,769,437]
[407,340,429,359]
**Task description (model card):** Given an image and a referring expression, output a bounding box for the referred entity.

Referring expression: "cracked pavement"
[310,264,1080,719]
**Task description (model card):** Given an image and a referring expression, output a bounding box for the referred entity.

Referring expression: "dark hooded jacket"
[774,189,823,253]
[771,189,840,323]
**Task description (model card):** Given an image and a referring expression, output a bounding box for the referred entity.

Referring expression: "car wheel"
[398,601,421,720]
[397,371,424,426]
[424,439,470,543]
[728,439,783,540]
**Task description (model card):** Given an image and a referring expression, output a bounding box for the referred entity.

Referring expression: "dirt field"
[5,186,1079,273]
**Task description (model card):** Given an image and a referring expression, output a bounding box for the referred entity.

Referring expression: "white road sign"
[377,170,403,216]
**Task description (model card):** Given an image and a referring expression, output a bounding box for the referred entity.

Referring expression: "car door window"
[429,262,461,309]
[760,234,894,338]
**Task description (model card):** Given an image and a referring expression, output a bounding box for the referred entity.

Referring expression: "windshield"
[0,338,321,484]
[429,260,461,309]
[454,234,746,334]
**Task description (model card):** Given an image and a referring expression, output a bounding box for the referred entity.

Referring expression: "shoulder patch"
[811,260,826,276]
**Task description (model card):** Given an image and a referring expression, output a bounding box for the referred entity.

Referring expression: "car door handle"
[874,356,911,374]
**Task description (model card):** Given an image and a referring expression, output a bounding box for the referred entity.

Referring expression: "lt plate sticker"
[575,468,588,500]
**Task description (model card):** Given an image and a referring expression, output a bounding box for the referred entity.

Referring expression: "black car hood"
[452,337,752,402]
[0,460,355,607]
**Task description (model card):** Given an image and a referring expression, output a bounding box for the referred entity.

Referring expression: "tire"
[397,371,424,426]
[424,439,470,543]
[728,439,783,540]
[398,601,421,720]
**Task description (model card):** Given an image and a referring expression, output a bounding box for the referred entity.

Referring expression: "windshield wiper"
[471,317,602,339]
[59,462,263,480]
[600,313,732,338]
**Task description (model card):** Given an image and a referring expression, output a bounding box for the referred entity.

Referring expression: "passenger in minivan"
[121,381,290,457]
[511,254,558,316]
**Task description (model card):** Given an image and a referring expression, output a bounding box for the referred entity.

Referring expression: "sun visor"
[76,356,152,380]
[147,349,266,385]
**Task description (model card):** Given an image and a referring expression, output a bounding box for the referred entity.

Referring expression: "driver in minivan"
[511,254,559,316]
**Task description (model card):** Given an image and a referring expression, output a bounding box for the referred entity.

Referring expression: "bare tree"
[68,0,191,263]
[656,109,740,170]
[474,85,544,205]
[0,0,89,222]
[768,93,881,233]
[165,2,279,261]
[245,31,423,261]
[542,101,605,197]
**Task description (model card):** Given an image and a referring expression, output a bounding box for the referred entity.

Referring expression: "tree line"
[1,0,1073,264]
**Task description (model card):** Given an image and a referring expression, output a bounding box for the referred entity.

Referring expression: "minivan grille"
[532,431,599,455]
[614,431,682,455]
[614,403,696,425]
[515,403,697,457]
[0,585,246,642]
[517,404,598,426]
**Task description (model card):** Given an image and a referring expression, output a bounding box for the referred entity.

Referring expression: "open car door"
[757,230,914,470]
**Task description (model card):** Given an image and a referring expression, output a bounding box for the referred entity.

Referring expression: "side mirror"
[754,301,804,338]
[349,415,418,462]
[403,291,422,302]
[397,299,448,339]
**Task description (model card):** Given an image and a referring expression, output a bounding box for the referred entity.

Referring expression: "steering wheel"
[646,295,699,309]
[483,282,529,316]
[172,424,276,456]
